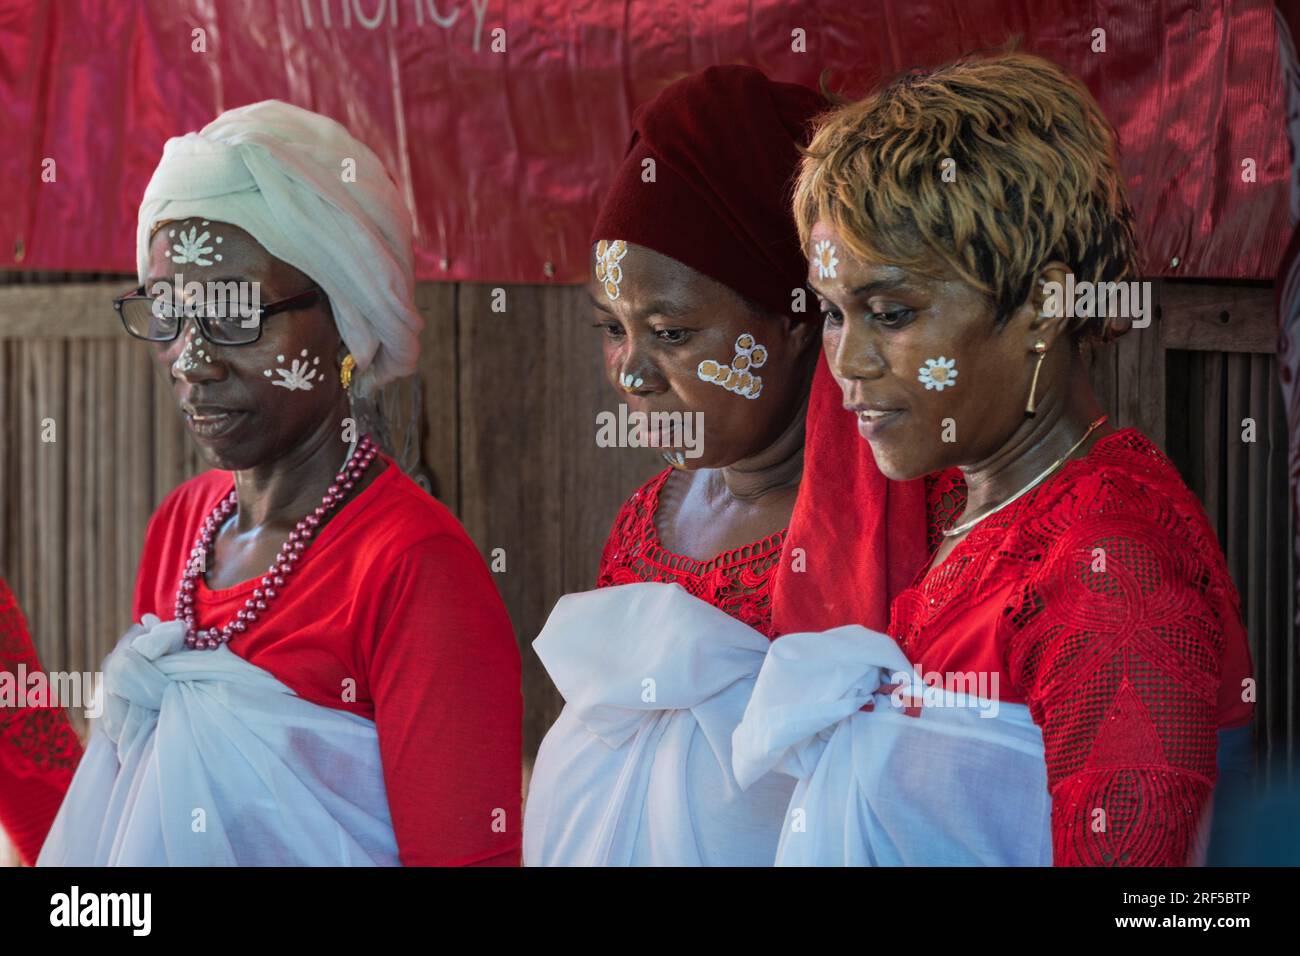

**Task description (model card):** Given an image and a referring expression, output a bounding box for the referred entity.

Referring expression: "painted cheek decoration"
[813,239,839,280]
[697,332,767,400]
[594,239,629,301]
[918,356,958,391]
[169,220,225,266]
[265,349,322,390]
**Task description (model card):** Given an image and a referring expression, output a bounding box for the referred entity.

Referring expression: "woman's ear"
[1009,260,1073,349]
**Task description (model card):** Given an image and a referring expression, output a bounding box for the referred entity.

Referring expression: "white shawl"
[38,615,399,866]
[733,626,1053,866]
[523,583,794,866]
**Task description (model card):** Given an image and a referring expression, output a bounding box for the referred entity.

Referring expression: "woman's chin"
[862,440,933,483]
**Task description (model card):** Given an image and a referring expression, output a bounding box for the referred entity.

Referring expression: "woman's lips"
[184,408,248,440]
[853,408,905,440]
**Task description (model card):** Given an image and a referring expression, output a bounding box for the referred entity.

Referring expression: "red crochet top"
[890,429,1254,866]
[0,579,82,865]
[597,467,958,637]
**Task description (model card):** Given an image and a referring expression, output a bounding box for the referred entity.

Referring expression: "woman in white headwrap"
[38,101,522,867]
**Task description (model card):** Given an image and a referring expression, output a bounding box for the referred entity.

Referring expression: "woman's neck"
[230,412,351,531]
[715,390,809,502]
[958,357,1109,518]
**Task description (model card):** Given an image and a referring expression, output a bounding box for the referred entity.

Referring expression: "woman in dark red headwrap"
[523,66,932,866]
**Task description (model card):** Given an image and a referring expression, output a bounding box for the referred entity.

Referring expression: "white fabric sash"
[523,583,795,866]
[733,627,1053,866]
[38,615,399,866]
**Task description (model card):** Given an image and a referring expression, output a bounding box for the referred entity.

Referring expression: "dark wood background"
[0,275,1293,778]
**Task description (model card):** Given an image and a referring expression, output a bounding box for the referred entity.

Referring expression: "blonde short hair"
[794,51,1139,336]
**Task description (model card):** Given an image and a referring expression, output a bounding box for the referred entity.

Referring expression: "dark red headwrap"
[593,65,931,635]
[590,65,824,320]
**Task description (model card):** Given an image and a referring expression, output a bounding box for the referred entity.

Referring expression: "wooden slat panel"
[457,283,566,768]
[414,282,458,509]
[1085,337,1118,421]
[1224,355,1248,592]
[32,340,66,679]
[0,283,130,338]
[1160,281,1276,354]
[1200,353,1225,530]
[93,343,115,681]
[64,340,90,682]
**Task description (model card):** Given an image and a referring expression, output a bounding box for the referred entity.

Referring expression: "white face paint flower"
[268,350,322,391]
[171,226,219,266]
[813,239,839,280]
[917,356,958,391]
[594,239,629,300]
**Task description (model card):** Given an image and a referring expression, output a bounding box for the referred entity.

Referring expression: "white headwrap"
[136,100,422,387]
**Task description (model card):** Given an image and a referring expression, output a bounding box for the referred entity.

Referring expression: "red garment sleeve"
[1006,509,1224,867]
[366,534,522,866]
[0,582,82,865]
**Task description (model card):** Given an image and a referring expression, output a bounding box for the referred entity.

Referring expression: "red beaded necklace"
[174,434,379,650]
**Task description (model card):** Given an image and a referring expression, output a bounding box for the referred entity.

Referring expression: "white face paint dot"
[300,349,308,357]
[277,355,285,362]
[215,236,222,243]
[312,357,320,365]
[201,220,209,225]
[264,370,272,377]
[168,229,175,238]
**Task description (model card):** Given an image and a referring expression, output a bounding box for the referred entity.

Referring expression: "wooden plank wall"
[0,275,1293,780]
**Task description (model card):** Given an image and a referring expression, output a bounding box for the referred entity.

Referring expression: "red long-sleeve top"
[0,579,83,865]
[132,457,522,866]
[891,430,1254,866]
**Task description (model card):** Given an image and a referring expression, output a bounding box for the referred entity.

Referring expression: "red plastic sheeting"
[0,0,1289,283]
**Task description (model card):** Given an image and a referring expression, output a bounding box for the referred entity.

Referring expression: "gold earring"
[340,353,356,392]
[1025,340,1048,416]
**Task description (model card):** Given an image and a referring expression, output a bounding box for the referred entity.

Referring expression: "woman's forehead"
[147,218,305,284]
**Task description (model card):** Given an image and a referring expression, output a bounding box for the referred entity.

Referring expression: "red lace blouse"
[597,467,957,638]
[890,429,1253,866]
[0,579,82,865]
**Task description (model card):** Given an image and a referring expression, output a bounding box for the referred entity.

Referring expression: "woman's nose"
[830,316,887,381]
[166,320,226,382]
[615,340,662,395]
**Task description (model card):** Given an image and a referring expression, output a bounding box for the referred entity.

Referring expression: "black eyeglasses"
[113,284,324,346]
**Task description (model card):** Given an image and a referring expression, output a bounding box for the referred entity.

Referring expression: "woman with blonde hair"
[735,51,1255,866]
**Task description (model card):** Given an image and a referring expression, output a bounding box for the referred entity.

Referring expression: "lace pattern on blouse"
[892,430,1239,866]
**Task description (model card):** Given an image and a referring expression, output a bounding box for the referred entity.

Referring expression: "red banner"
[0,0,1289,283]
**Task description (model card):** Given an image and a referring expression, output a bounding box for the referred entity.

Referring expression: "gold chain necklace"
[942,414,1109,538]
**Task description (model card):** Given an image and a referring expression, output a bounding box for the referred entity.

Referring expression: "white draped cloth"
[38,615,399,866]
[523,583,795,866]
[733,626,1054,866]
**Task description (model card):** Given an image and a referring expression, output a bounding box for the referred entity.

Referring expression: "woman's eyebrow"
[850,277,911,297]
[585,291,695,321]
